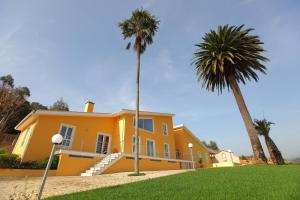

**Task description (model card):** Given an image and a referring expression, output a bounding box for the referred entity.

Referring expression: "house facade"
[213,150,241,167]
[12,102,214,176]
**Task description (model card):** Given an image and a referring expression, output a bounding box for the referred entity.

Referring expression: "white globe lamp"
[52,134,63,144]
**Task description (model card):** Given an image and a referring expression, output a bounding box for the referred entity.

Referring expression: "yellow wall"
[11,111,213,176]
[103,156,183,174]
[0,169,56,177]
[56,154,103,176]
[21,115,116,161]
[12,120,38,160]
[15,113,178,162]
[123,114,176,159]
[174,127,212,168]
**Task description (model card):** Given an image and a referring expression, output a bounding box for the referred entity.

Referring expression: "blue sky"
[0,0,299,159]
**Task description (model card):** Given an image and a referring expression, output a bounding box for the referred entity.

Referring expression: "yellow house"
[12,102,214,176]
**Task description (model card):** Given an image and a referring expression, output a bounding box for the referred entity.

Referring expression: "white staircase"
[81,153,122,176]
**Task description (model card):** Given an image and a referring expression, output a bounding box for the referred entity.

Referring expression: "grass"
[128,172,146,176]
[46,165,300,200]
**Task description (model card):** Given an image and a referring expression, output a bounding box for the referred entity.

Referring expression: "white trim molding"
[55,149,106,158]
[15,109,174,131]
[122,153,193,163]
[173,124,218,154]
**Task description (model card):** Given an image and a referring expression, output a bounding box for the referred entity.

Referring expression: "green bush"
[0,154,20,168]
[0,152,59,169]
[0,149,6,154]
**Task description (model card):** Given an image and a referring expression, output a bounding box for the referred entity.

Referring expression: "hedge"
[0,151,59,169]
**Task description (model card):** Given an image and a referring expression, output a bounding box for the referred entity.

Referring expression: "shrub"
[240,155,247,160]
[0,149,6,154]
[0,154,20,168]
[50,155,59,169]
[0,152,59,169]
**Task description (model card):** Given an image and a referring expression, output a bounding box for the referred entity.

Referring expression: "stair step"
[81,173,93,176]
[81,153,122,176]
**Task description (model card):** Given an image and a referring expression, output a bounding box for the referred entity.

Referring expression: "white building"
[212,150,240,167]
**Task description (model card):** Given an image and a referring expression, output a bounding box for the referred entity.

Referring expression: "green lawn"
[47,165,300,200]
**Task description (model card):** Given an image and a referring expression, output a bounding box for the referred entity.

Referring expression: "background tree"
[0,75,14,88]
[203,140,219,151]
[254,118,285,165]
[193,25,268,163]
[49,97,69,111]
[0,76,29,135]
[119,8,159,174]
[30,102,48,111]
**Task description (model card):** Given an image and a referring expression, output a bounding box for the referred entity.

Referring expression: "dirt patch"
[0,170,188,199]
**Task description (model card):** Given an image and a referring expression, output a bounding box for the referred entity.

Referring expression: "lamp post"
[188,143,195,170]
[37,134,63,200]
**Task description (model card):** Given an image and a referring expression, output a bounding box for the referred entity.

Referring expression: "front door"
[96,134,111,154]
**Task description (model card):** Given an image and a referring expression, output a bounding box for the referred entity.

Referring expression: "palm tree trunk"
[134,45,141,174]
[229,75,267,163]
[264,136,276,163]
[265,135,285,165]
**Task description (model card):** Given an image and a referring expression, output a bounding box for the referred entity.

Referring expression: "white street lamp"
[188,143,195,170]
[37,134,63,200]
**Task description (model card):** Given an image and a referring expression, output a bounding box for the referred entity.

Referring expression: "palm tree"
[193,25,268,163]
[254,119,285,165]
[119,8,159,174]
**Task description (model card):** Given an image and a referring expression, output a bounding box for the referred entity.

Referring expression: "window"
[164,143,170,158]
[198,151,202,162]
[20,126,31,147]
[146,139,155,157]
[132,135,141,154]
[162,123,168,135]
[133,118,154,132]
[58,125,74,147]
[206,153,209,162]
[222,153,227,161]
[96,134,110,154]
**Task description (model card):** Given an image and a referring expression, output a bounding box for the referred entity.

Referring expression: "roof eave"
[173,124,217,154]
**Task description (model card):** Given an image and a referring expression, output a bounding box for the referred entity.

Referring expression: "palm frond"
[193,25,269,93]
[119,8,159,54]
[254,118,275,136]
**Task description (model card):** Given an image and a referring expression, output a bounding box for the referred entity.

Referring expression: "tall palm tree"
[193,25,268,163]
[254,119,285,165]
[119,8,159,174]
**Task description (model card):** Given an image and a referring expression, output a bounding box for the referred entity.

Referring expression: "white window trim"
[222,153,227,161]
[162,123,168,136]
[133,117,155,133]
[198,151,202,162]
[146,138,156,157]
[206,153,209,162]
[57,123,76,149]
[163,143,170,159]
[95,132,112,154]
[132,135,141,154]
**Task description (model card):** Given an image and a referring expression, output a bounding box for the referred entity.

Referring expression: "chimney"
[84,101,95,113]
